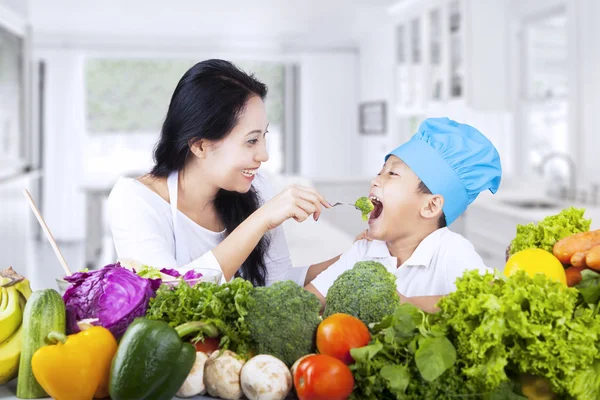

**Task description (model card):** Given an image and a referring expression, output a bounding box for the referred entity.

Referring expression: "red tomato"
[193,336,220,354]
[294,354,354,400]
[317,313,370,364]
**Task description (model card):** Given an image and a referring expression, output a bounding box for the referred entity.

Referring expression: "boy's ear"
[421,194,444,221]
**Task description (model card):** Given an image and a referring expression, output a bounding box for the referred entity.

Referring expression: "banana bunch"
[0,267,32,384]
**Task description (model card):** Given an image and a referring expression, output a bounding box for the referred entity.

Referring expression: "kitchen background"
[1,0,599,290]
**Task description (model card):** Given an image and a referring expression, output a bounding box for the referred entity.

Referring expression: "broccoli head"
[246,280,321,366]
[355,197,374,221]
[323,261,399,325]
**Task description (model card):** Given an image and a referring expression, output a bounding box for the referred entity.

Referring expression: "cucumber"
[16,289,66,399]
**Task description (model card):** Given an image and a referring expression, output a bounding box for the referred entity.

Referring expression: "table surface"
[0,380,216,400]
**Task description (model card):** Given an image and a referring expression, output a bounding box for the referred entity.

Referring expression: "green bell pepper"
[109,318,218,400]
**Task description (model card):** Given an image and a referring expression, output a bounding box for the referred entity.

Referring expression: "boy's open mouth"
[369,196,383,220]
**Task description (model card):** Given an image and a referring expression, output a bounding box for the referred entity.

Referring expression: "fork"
[330,202,360,210]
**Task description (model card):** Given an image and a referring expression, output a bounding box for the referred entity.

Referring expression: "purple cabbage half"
[63,263,156,339]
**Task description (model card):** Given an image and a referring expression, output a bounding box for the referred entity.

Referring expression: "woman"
[107,59,332,287]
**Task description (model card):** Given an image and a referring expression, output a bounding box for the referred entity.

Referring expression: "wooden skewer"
[22,189,72,276]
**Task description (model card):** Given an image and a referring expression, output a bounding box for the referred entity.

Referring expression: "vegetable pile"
[6,206,600,400]
[350,269,600,400]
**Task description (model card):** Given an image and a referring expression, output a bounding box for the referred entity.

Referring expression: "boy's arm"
[305,283,327,311]
[400,239,487,314]
[399,293,443,314]
[303,229,372,286]
[304,255,341,286]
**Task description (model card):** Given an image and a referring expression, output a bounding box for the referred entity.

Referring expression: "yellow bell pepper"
[31,326,118,400]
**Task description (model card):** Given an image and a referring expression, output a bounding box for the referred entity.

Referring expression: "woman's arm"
[213,185,330,282]
[304,255,341,286]
[109,184,180,269]
[211,211,271,281]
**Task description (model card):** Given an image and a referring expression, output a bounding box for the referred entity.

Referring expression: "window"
[85,59,287,173]
[0,24,24,166]
[520,11,568,176]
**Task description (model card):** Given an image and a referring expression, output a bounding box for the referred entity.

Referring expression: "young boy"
[305,117,502,313]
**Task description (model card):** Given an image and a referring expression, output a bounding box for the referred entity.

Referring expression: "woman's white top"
[107,171,308,286]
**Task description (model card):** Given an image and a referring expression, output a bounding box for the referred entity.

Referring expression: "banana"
[0,276,30,385]
[14,278,32,301]
[0,286,23,344]
[0,324,23,384]
[0,288,6,313]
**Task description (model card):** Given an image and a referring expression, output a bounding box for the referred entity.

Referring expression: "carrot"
[585,245,600,271]
[553,230,600,264]
[570,251,588,268]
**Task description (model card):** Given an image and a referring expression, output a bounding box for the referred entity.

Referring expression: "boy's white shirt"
[311,227,491,297]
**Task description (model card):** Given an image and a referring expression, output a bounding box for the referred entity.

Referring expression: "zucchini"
[16,289,66,399]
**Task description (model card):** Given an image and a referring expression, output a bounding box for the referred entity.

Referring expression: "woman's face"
[202,95,270,193]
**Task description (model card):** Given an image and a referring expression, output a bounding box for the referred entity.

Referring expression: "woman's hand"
[257,185,331,231]
[354,229,372,243]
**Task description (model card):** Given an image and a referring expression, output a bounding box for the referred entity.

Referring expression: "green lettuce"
[146,277,254,357]
[135,264,162,280]
[509,207,591,255]
[438,269,600,397]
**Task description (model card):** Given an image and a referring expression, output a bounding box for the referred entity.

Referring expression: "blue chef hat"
[386,117,502,226]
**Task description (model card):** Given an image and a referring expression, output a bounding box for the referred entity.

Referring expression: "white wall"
[38,49,87,241]
[298,51,361,178]
[357,18,397,177]
[0,0,28,18]
[29,0,391,50]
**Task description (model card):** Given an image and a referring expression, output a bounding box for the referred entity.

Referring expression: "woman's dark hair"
[417,181,447,228]
[151,59,270,286]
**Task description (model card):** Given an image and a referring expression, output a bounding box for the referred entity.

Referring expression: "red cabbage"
[182,269,203,281]
[63,263,155,339]
[159,268,181,278]
[159,268,203,284]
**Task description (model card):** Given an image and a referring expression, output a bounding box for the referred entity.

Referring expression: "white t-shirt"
[106,173,308,286]
[311,227,490,297]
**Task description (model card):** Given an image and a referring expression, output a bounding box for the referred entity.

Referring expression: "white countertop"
[0,379,219,399]
[471,181,600,229]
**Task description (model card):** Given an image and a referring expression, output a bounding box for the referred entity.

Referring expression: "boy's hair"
[417,181,447,229]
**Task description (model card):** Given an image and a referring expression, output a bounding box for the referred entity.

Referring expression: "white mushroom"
[240,355,292,400]
[204,350,245,400]
[176,351,209,398]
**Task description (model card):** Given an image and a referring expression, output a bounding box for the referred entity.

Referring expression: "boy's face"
[367,156,441,241]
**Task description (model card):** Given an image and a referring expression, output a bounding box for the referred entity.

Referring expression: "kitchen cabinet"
[0,2,33,171]
[0,171,42,287]
[390,0,509,115]
[462,204,522,270]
